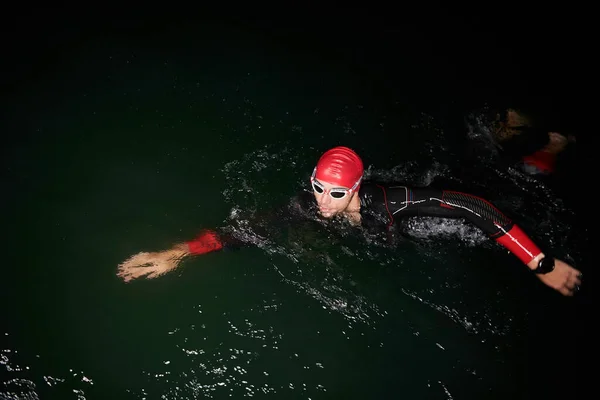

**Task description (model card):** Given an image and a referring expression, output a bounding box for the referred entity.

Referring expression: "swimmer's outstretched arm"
[117,196,304,282]
[433,190,583,296]
[478,210,582,297]
[117,229,232,282]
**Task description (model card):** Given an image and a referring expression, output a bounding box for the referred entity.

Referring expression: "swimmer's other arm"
[494,225,582,297]
[434,190,583,297]
[117,229,233,282]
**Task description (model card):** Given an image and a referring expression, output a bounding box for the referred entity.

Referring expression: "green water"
[2,20,587,400]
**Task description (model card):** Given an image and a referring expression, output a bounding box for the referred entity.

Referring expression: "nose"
[319,192,332,206]
[315,193,331,206]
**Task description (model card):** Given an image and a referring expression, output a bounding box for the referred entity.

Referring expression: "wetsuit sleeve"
[185,226,267,255]
[184,192,313,256]
[439,191,542,264]
[386,186,543,265]
[185,229,228,255]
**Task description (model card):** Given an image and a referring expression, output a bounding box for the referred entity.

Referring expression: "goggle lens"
[311,181,349,199]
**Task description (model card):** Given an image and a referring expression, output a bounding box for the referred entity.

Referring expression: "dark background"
[2,5,586,113]
[1,5,589,398]
[3,5,589,203]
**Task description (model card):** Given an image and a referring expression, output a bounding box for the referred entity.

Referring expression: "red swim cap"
[314,146,364,188]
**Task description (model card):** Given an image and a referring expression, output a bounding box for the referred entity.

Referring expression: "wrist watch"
[534,257,555,274]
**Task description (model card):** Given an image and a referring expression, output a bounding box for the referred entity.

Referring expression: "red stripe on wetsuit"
[186,229,224,255]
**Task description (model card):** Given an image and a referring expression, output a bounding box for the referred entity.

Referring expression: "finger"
[123,257,147,266]
[124,272,146,281]
[561,286,574,296]
[118,262,135,270]
[118,260,139,270]
[118,266,153,281]
[564,276,577,290]
[569,271,582,287]
[565,281,579,292]
[118,272,133,282]
[123,252,151,264]
[117,267,132,279]
[117,269,133,279]
[119,261,154,270]
[134,266,161,279]
[146,271,164,279]
[562,282,580,296]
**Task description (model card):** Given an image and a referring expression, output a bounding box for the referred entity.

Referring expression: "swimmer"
[117,146,582,297]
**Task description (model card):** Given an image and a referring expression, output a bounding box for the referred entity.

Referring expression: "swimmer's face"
[312,179,356,218]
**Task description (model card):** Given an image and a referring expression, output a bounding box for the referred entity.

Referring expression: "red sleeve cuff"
[186,230,224,255]
[495,225,542,264]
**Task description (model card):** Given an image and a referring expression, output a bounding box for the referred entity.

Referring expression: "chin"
[318,211,336,219]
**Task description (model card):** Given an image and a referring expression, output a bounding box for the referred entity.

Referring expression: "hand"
[545,132,569,154]
[117,245,188,282]
[536,258,583,296]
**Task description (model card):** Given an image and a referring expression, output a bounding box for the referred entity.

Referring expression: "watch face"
[538,257,555,273]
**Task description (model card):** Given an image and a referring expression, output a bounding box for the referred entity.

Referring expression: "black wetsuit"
[213,182,517,250]
[189,181,535,263]
[293,182,514,239]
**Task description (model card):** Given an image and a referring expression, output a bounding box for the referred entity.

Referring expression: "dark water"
[2,12,588,400]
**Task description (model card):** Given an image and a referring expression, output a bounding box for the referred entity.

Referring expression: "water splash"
[131,303,331,399]
[216,145,524,339]
[1,337,94,400]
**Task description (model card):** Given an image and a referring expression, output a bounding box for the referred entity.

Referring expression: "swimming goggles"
[310,167,362,199]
